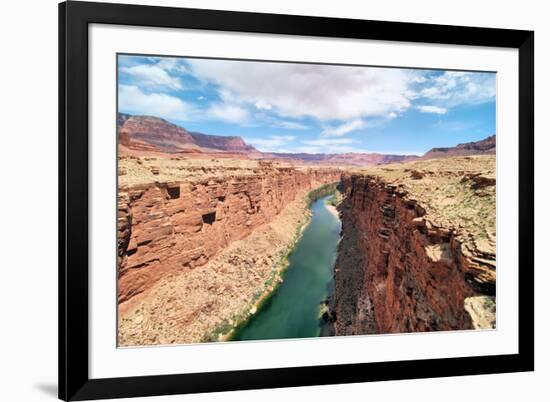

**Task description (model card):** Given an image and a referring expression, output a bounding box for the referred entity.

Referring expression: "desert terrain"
[117,113,496,345]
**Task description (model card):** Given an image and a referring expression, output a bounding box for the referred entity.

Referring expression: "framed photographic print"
[59,1,534,400]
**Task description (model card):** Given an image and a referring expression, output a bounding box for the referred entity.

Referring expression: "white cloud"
[412,76,427,83]
[321,119,366,137]
[187,59,417,121]
[419,71,496,106]
[277,121,310,130]
[155,57,188,74]
[118,85,195,120]
[246,135,296,152]
[121,65,182,90]
[208,103,249,124]
[417,105,447,115]
[254,100,272,110]
[285,144,361,154]
[302,138,354,146]
[254,115,310,130]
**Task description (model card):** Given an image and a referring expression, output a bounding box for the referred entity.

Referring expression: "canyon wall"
[117,166,341,307]
[330,174,496,334]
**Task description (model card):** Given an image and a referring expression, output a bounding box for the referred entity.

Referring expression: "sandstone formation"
[117,161,341,314]
[116,112,498,344]
[118,188,317,345]
[330,155,496,334]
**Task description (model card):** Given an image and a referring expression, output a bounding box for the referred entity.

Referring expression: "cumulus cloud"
[121,64,182,90]
[208,103,249,123]
[419,71,496,106]
[254,100,272,110]
[412,76,428,84]
[321,119,367,137]
[118,55,495,141]
[387,112,398,119]
[417,105,447,114]
[118,85,195,120]
[187,59,415,121]
[154,57,189,74]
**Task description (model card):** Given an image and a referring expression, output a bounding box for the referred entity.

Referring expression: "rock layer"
[330,173,496,334]
[422,135,495,160]
[118,165,341,310]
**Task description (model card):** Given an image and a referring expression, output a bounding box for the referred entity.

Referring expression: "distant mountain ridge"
[117,113,495,165]
[422,135,496,160]
[189,131,256,153]
[117,114,257,153]
[265,152,418,166]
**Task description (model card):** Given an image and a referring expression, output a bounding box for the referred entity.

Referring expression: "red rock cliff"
[330,174,496,334]
[118,166,341,306]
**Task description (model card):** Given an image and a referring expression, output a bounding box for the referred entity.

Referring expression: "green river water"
[231,194,341,341]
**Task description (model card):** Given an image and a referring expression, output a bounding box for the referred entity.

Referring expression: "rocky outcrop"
[117,166,340,307]
[330,174,496,334]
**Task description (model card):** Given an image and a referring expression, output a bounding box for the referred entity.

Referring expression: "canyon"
[117,156,340,345]
[116,112,497,345]
[330,155,496,334]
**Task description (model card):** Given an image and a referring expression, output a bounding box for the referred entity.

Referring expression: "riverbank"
[225,190,342,341]
[326,204,339,218]
[230,194,342,341]
[118,187,321,346]
[217,201,315,342]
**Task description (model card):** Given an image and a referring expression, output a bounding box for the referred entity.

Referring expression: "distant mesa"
[421,135,496,160]
[117,112,495,165]
[189,131,256,153]
[265,152,418,166]
[117,113,257,154]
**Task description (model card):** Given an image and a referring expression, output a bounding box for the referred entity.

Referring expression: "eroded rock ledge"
[117,165,341,316]
[330,172,496,334]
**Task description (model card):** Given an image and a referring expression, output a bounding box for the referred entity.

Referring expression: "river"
[231,194,341,341]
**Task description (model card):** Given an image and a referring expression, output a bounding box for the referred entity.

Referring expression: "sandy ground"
[326,204,340,218]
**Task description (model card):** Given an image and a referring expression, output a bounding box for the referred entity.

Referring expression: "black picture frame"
[59,1,534,400]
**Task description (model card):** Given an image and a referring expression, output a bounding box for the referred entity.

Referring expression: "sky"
[118,54,496,155]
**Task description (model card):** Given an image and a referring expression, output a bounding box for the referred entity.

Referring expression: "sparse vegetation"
[201,193,317,342]
[353,155,496,256]
[307,182,340,205]
[325,191,342,207]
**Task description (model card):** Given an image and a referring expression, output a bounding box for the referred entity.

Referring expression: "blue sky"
[118,54,496,155]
